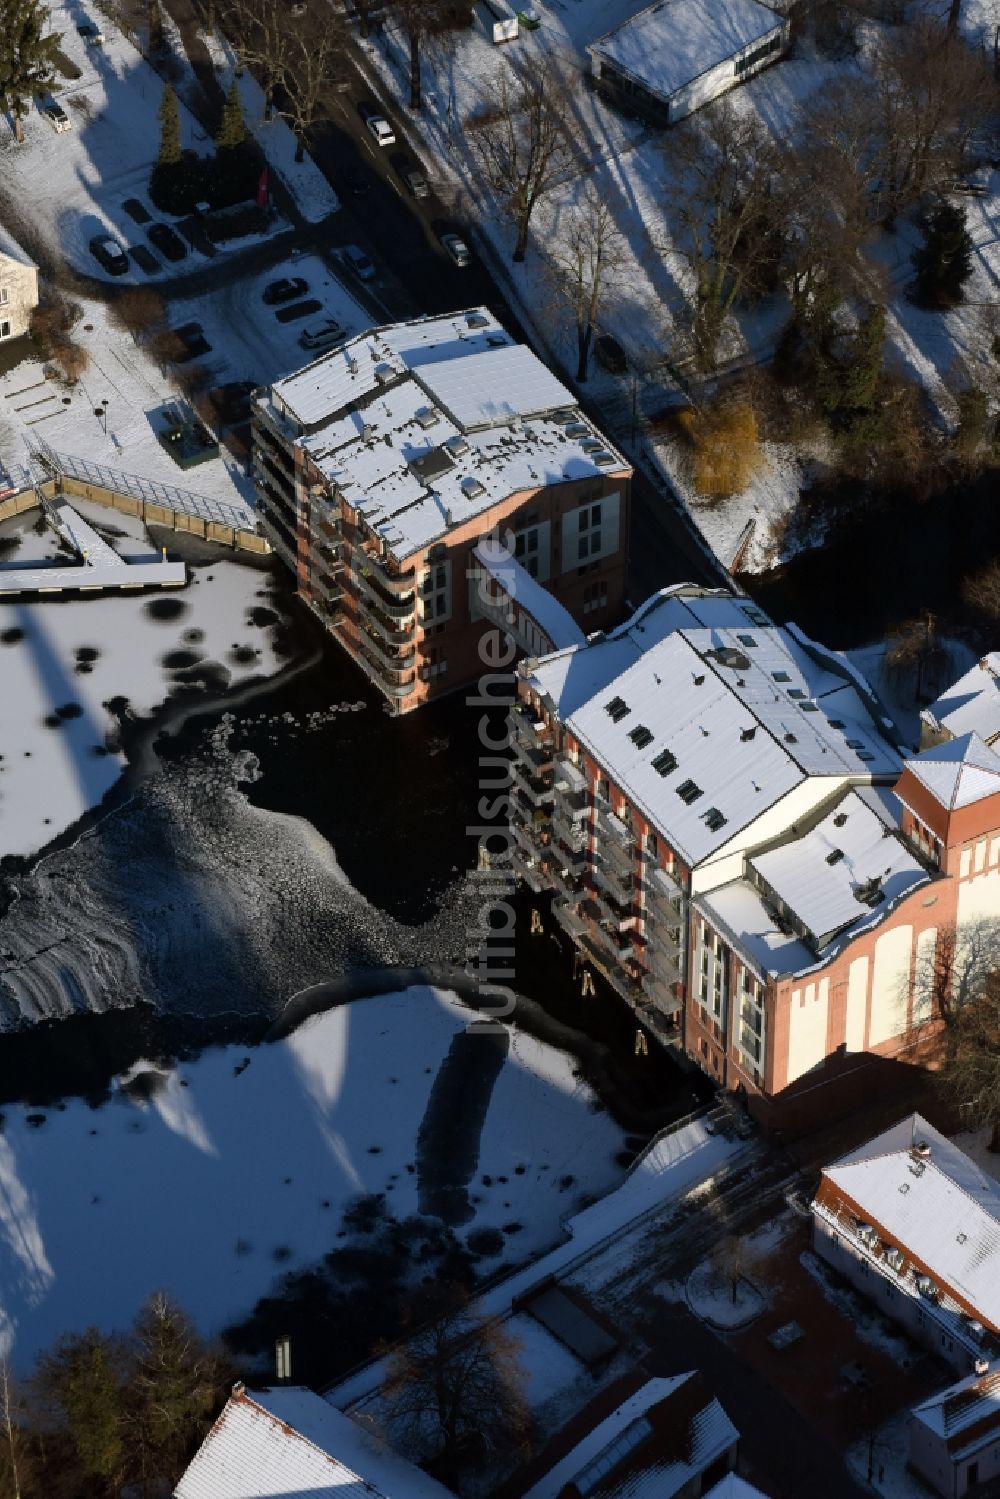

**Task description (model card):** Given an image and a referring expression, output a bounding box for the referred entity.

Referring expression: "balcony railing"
[641,967,683,1014]
[595,806,636,850]
[258,516,297,570]
[361,625,416,671]
[359,550,417,596]
[510,759,553,807]
[355,638,416,698]
[512,732,554,775]
[646,865,684,921]
[353,568,416,619]
[512,703,554,753]
[553,896,589,941]
[310,512,341,544]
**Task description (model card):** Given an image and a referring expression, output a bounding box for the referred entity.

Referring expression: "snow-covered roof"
[174,1385,452,1499]
[922,655,1000,746]
[589,0,785,101]
[475,539,586,651]
[0,221,36,270]
[705,1479,769,1498]
[263,309,626,562]
[521,1373,737,1499]
[525,588,901,868]
[911,1365,1000,1445]
[749,790,928,948]
[903,732,1000,811]
[819,1114,1000,1331]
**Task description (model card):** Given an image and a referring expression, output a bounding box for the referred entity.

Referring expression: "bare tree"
[870,21,996,225]
[110,287,165,343]
[884,612,949,701]
[963,558,1000,620]
[468,59,575,263]
[712,1235,748,1304]
[51,341,88,384]
[222,0,290,118]
[1,1361,21,1499]
[665,102,780,371]
[394,0,447,111]
[281,3,347,160]
[381,1303,530,1486]
[938,966,1000,1151]
[548,187,626,381]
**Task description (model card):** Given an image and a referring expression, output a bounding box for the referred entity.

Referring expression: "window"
[0,320,10,341]
[421,558,451,626]
[736,632,758,648]
[0,287,9,306]
[628,724,654,749]
[577,502,602,560]
[583,580,607,615]
[574,1417,652,1495]
[513,527,539,577]
[734,32,783,76]
[421,644,448,680]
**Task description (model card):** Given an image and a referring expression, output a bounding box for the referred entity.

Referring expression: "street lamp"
[94,398,109,435]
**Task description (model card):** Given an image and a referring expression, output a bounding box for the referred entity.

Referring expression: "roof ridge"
[243,1390,358,1480]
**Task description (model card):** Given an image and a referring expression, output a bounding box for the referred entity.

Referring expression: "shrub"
[149,143,261,217]
[52,341,89,383]
[31,295,76,350]
[684,400,765,498]
[955,385,991,463]
[111,287,165,341]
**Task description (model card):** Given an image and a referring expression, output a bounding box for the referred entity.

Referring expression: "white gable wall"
[0,252,37,340]
[691,774,853,896]
[670,23,787,120]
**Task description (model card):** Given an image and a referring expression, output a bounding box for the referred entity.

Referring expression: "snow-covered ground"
[360,5,1000,571]
[0,985,627,1371]
[846,1411,937,1499]
[0,0,291,281]
[0,500,286,859]
[655,1214,789,1328]
[800,1249,923,1368]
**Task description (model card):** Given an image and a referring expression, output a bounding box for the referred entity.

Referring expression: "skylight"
[676,779,703,805]
[605,696,630,722]
[703,807,727,831]
[652,749,677,776]
[628,725,653,749]
[736,633,758,648]
[772,671,791,683]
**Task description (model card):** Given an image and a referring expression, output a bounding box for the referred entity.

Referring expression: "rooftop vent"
[826,848,844,866]
[788,688,807,700]
[743,605,770,627]
[445,434,470,460]
[416,406,442,429]
[565,422,590,439]
[740,726,757,742]
[676,779,702,805]
[713,646,751,671]
[784,732,797,743]
[885,1246,905,1272]
[703,807,727,831]
[913,1139,932,1159]
[486,333,507,347]
[593,450,618,467]
[828,718,846,730]
[605,696,629,723]
[693,674,705,686]
[833,813,848,828]
[855,877,884,908]
[553,408,578,425]
[857,1223,879,1249]
[628,725,654,749]
[374,362,394,385]
[916,1275,939,1300]
[465,312,489,329]
[460,476,486,500]
[652,749,677,776]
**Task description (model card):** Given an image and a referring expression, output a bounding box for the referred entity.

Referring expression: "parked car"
[341,164,370,197]
[263,276,308,306]
[77,21,105,43]
[342,244,376,281]
[439,231,470,267]
[299,318,346,352]
[43,102,72,133]
[595,333,628,373]
[174,322,211,359]
[359,102,395,147]
[89,235,129,275]
[147,223,187,262]
[274,298,322,324]
[392,153,429,199]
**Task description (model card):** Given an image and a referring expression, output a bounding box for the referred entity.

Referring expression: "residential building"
[174,1382,452,1498]
[920,654,1000,750]
[811,1114,1000,1374]
[508,1370,740,1498]
[587,0,789,125]
[0,224,38,341]
[251,309,631,713]
[909,1364,1000,1498]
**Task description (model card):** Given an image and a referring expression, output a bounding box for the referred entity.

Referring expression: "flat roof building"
[252,310,631,711]
[587,0,789,125]
[921,655,1000,750]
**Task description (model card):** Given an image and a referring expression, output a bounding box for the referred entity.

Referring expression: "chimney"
[275,1335,292,1383]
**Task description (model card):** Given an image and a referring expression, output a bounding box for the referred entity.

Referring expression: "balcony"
[595,806,636,851]
[579,934,645,1002]
[254,438,296,490]
[310,511,341,544]
[553,896,589,941]
[512,703,554,754]
[592,856,634,903]
[510,759,553,807]
[511,732,554,775]
[363,601,414,649]
[359,550,417,597]
[361,625,416,671]
[554,754,587,795]
[646,865,684,923]
[355,639,416,699]
[641,967,683,1016]
[353,567,416,619]
[258,516,297,570]
[312,569,344,607]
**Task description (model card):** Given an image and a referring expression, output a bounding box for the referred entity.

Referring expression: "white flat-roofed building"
[587,0,789,125]
[252,308,631,712]
[909,1364,1000,1498]
[507,585,1000,1126]
[812,1114,1000,1373]
[0,223,38,341]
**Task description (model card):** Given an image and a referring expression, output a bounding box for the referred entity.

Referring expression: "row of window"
[734,32,783,77]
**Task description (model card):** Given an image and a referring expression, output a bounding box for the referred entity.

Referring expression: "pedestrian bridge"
[471,540,586,660]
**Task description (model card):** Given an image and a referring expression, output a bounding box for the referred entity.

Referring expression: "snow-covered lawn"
[0,0,290,282]
[846,1411,939,1499]
[682,1263,766,1328]
[361,6,1000,572]
[800,1249,923,1368]
[0,985,627,1371]
[0,500,286,858]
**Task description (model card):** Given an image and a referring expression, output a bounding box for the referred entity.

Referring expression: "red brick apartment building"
[510,585,1000,1128]
[250,309,631,712]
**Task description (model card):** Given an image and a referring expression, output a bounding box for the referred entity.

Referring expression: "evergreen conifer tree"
[0,0,61,142]
[215,79,246,152]
[33,1330,125,1489]
[157,83,181,166]
[911,203,974,309]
